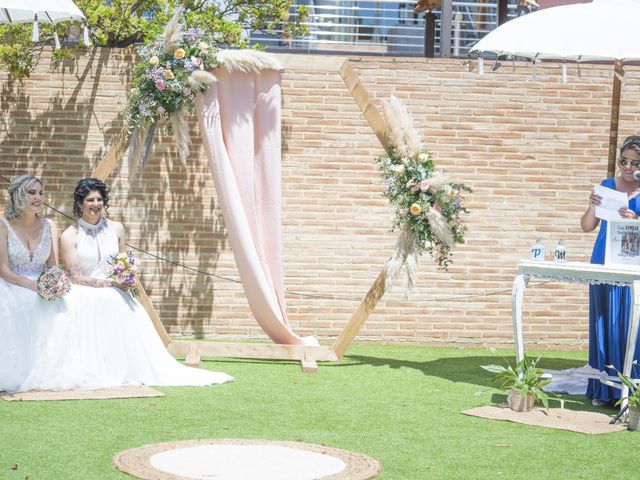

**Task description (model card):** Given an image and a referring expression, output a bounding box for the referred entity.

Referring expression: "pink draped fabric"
[196,68,312,345]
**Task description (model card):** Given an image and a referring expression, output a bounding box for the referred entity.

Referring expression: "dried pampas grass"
[217,49,284,74]
[171,108,190,167]
[163,9,183,55]
[426,207,454,247]
[188,70,217,90]
[381,96,423,160]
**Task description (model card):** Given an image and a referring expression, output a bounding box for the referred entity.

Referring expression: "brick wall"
[2,48,636,350]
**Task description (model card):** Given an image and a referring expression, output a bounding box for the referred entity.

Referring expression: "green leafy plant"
[608,361,640,408]
[481,355,552,410]
[0,0,309,80]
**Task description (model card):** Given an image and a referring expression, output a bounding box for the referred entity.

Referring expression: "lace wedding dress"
[0,217,233,393]
[0,218,70,392]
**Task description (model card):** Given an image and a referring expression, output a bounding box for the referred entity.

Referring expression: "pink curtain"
[196,68,314,346]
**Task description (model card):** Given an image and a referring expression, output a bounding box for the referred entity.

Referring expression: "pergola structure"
[92,58,399,373]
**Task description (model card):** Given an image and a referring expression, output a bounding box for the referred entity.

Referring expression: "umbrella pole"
[607,61,624,177]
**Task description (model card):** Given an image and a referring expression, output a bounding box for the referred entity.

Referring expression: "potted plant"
[481,355,551,412]
[610,363,640,431]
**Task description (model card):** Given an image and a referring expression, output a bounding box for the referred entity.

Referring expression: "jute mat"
[2,385,164,402]
[463,405,627,434]
[114,439,381,480]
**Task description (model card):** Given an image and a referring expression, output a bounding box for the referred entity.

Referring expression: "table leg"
[512,274,528,363]
[621,280,640,412]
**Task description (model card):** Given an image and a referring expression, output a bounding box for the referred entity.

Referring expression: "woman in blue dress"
[581,135,640,405]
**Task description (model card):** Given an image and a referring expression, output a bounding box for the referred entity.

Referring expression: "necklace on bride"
[78,217,107,263]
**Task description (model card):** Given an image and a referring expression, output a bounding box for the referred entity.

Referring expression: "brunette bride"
[20,178,233,391]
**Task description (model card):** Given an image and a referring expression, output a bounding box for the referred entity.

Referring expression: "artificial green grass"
[1,344,636,480]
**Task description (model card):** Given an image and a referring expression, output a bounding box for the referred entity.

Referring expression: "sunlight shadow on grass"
[338,354,586,389]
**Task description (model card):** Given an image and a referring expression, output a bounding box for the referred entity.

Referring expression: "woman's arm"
[60,225,113,288]
[581,188,601,232]
[46,220,60,268]
[0,221,37,291]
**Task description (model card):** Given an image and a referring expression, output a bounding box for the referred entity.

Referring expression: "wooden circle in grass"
[113,438,381,480]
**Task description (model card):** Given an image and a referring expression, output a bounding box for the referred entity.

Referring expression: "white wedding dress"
[0,218,70,392]
[0,217,233,393]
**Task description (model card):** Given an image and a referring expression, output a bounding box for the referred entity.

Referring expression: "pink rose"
[399,208,408,217]
[419,180,430,192]
[434,203,442,212]
[155,79,166,91]
[191,56,202,67]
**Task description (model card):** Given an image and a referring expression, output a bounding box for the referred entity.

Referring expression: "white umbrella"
[0,0,88,48]
[469,0,640,176]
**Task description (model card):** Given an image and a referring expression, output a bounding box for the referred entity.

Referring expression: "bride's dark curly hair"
[73,178,110,218]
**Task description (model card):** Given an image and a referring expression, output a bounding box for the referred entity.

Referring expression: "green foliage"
[0,0,309,79]
[481,355,552,409]
[609,361,640,408]
[0,25,38,79]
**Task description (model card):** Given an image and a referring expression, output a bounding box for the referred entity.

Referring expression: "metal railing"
[249,0,519,57]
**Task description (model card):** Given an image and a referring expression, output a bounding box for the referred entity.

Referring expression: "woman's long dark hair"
[73,178,110,218]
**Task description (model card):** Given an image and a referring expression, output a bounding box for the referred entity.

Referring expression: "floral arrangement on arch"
[377,97,470,294]
[126,9,219,167]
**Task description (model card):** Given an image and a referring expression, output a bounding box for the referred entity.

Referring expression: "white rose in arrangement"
[418,152,429,162]
[149,56,159,66]
[410,203,421,216]
[395,164,406,175]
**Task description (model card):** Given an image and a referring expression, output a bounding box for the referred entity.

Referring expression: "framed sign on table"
[605,219,640,267]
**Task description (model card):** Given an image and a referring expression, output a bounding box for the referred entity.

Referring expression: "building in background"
[250,0,508,57]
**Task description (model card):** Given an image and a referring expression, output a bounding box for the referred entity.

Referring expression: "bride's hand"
[110,279,133,291]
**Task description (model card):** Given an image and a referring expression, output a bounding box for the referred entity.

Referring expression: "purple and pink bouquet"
[36,266,71,301]
[125,19,220,131]
[107,252,141,297]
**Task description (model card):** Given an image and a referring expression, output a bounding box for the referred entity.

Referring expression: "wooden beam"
[168,341,338,363]
[333,268,387,359]
[92,126,130,182]
[338,60,388,150]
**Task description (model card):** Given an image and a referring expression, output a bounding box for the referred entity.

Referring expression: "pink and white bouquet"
[107,252,141,297]
[36,266,71,301]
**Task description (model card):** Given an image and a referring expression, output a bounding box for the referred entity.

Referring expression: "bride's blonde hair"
[5,174,42,220]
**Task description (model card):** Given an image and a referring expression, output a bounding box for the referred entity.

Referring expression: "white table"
[512,260,640,409]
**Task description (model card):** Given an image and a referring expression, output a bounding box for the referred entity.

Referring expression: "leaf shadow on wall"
[0,48,115,228]
[120,120,228,339]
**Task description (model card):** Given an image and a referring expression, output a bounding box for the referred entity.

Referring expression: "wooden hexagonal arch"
[92,58,392,372]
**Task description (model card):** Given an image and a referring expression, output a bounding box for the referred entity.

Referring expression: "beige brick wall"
[1,48,635,350]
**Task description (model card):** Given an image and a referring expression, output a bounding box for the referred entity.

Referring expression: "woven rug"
[2,385,164,402]
[463,405,627,434]
[114,439,381,480]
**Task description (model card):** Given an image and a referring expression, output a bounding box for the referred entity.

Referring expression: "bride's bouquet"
[107,252,140,297]
[37,266,71,301]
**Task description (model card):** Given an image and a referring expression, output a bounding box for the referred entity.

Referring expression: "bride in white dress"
[0,175,67,392]
[0,176,232,393]
[53,178,234,390]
